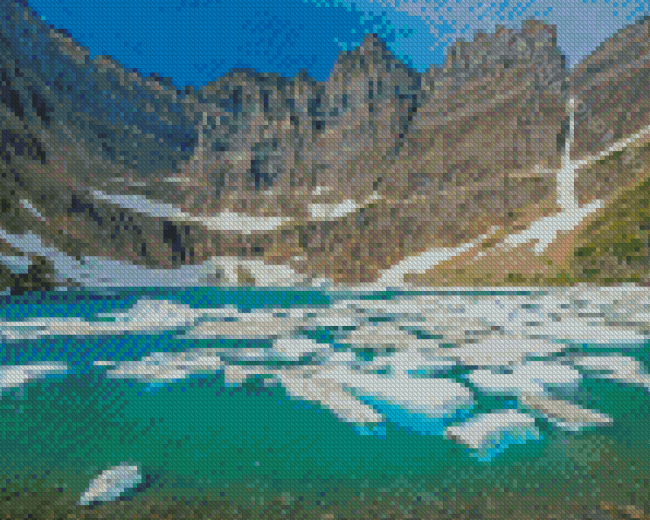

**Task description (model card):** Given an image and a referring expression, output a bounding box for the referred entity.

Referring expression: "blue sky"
[26,0,650,88]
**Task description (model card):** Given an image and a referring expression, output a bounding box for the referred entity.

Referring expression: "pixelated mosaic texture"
[1,0,650,518]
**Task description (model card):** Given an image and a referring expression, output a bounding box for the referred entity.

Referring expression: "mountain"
[1,0,649,292]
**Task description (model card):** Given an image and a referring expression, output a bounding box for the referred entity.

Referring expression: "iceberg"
[523,315,648,344]
[280,372,386,433]
[371,351,458,377]
[223,365,278,387]
[570,354,650,391]
[78,464,143,506]
[519,392,613,432]
[0,362,68,393]
[316,366,474,434]
[467,362,582,396]
[102,351,224,383]
[271,338,331,360]
[444,410,541,461]
[441,339,565,369]
[341,323,440,352]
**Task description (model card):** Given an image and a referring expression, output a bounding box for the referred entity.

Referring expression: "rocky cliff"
[1,0,649,291]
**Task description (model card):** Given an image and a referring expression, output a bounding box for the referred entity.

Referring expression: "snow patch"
[90,190,291,233]
[375,227,500,288]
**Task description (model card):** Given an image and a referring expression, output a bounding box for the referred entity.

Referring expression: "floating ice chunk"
[524,316,647,344]
[102,351,222,382]
[467,362,581,396]
[186,313,303,339]
[103,299,197,326]
[271,339,330,360]
[326,351,358,365]
[570,355,650,391]
[0,300,198,340]
[319,367,474,421]
[442,339,565,369]
[78,464,143,506]
[342,323,438,351]
[223,365,273,387]
[508,362,581,390]
[328,299,424,321]
[445,410,540,460]
[380,351,458,377]
[468,370,544,396]
[309,316,360,328]
[0,362,68,392]
[280,373,385,428]
[519,392,613,432]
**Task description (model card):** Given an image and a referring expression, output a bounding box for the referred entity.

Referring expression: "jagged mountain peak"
[1,2,650,290]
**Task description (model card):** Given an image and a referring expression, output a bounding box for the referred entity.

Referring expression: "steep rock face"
[1,0,649,289]
[570,15,650,160]
[314,33,421,202]
[181,34,421,219]
[0,0,219,275]
[288,20,569,284]
[182,69,325,220]
[570,15,650,205]
[385,20,568,198]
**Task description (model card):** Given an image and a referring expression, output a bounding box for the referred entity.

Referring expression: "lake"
[1,286,649,519]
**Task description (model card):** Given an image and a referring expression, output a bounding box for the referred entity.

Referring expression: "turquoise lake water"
[0,287,649,511]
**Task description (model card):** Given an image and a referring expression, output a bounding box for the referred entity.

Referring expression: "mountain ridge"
[1,0,650,292]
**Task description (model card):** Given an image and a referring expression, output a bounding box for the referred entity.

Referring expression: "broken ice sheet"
[366,351,458,377]
[519,392,613,432]
[78,464,143,506]
[315,365,474,434]
[445,410,541,461]
[341,323,440,352]
[439,339,565,369]
[570,354,650,390]
[466,361,582,397]
[0,362,68,394]
[100,351,225,383]
[280,372,386,435]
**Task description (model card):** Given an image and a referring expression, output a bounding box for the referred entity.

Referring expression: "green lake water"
[0,288,648,514]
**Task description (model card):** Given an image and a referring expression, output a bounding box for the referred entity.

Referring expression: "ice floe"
[522,315,648,344]
[570,354,650,391]
[371,351,458,377]
[0,299,200,340]
[445,410,540,460]
[519,392,612,432]
[317,366,474,421]
[280,372,386,430]
[341,323,440,352]
[269,338,330,360]
[184,312,307,339]
[439,339,565,369]
[101,350,224,382]
[466,361,582,396]
[0,362,68,393]
[78,464,143,506]
[5,286,649,461]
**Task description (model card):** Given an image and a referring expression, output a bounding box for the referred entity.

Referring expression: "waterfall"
[557,98,577,210]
